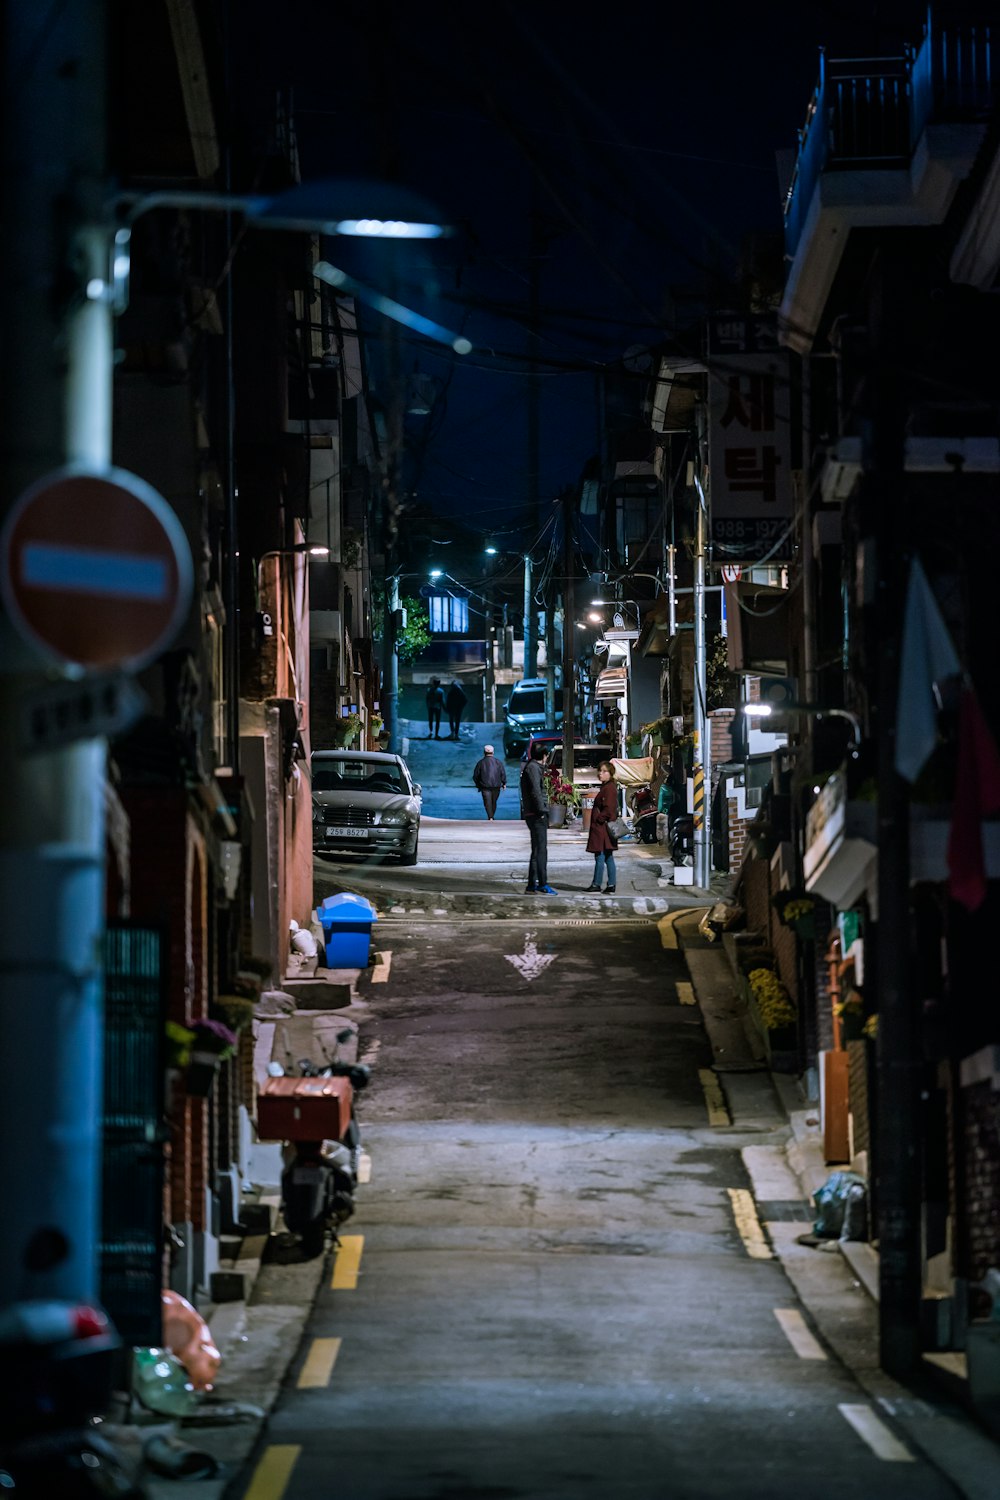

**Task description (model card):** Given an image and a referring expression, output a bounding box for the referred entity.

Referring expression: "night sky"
[235,0,930,545]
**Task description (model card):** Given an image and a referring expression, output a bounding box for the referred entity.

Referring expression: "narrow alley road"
[234,819,961,1499]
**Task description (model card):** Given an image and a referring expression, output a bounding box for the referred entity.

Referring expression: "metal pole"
[386,573,400,754]
[0,0,109,1303]
[561,490,576,783]
[523,553,533,679]
[692,464,711,890]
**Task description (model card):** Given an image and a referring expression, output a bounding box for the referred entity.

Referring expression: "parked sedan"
[312,750,422,865]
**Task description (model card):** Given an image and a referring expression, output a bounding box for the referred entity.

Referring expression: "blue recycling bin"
[317,892,377,970]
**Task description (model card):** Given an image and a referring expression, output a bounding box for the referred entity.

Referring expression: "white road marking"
[773,1308,827,1360]
[504,932,557,982]
[838,1404,915,1462]
[357,1152,372,1184]
[370,950,392,983]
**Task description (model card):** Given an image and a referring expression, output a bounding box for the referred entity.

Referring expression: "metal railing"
[784,15,993,258]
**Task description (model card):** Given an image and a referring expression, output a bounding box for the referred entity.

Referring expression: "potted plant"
[184,1017,238,1097]
[331,711,362,747]
[834,988,866,1044]
[543,769,581,826]
[747,966,798,1062]
[771,888,817,940]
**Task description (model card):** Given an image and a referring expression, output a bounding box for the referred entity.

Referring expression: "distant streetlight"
[429,568,443,579]
[484,546,498,555]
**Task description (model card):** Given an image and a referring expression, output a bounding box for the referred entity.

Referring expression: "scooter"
[631,786,659,844]
[275,1048,371,1258]
[0,1299,145,1498]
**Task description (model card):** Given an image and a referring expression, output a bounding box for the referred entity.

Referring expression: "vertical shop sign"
[708,317,792,563]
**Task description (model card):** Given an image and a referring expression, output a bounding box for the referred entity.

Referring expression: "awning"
[612,757,655,786]
[594,667,628,700]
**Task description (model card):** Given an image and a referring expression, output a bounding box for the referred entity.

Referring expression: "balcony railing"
[784,14,993,257]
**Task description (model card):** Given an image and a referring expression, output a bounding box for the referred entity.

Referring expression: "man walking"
[519,741,557,894]
[473,744,506,820]
[425,678,445,739]
[445,678,468,739]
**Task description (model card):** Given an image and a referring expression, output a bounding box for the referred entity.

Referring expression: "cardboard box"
[257,1076,352,1142]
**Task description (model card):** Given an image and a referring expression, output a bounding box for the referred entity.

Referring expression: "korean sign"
[708,317,793,563]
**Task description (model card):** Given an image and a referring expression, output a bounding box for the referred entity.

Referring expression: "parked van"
[502,678,563,758]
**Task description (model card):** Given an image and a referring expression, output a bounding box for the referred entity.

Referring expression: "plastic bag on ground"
[812,1170,868,1241]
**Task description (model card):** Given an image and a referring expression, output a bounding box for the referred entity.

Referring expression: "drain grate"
[757,1199,815,1222]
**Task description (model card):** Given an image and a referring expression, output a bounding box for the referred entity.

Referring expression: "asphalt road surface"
[234,826,962,1499]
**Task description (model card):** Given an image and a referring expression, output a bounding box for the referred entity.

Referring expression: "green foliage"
[707,632,737,711]
[396,596,431,663]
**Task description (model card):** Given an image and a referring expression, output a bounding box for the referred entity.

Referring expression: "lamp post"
[742,701,862,756]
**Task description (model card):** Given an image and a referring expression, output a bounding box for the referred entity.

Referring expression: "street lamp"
[743,701,861,756]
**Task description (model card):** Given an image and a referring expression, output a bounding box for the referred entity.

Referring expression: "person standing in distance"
[445,678,468,740]
[425,678,445,739]
[520,741,557,894]
[473,743,506,820]
[586,761,619,893]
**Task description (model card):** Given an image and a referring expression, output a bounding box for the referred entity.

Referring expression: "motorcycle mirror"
[267,1061,285,1077]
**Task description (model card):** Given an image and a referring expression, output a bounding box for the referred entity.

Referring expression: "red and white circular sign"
[721,564,742,583]
[1,466,193,672]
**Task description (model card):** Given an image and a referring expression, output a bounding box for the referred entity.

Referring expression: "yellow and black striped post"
[692,762,705,831]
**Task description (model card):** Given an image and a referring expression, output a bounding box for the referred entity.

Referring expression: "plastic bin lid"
[316,891,377,925]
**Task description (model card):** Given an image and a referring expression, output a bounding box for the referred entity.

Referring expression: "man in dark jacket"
[472,744,507,820]
[425,678,445,738]
[519,742,557,894]
[445,678,468,739]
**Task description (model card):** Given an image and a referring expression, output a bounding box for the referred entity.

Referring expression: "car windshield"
[313,761,408,794]
[508,689,545,715]
[549,748,608,771]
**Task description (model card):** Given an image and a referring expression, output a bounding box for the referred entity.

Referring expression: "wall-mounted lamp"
[743,701,861,755]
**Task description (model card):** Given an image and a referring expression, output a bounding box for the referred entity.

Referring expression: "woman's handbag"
[607,816,629,842]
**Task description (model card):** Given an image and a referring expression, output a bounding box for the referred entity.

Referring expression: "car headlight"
[378,810,409,826]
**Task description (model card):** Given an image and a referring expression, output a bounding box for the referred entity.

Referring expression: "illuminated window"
[428,594,469,633]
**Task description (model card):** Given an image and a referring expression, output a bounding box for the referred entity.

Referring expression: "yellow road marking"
[774,1308,827,1360]
[727,1188,773,1259]
[297,1337,342,1388]
[657,913,679,948]
[242,1445,300,1500]
[676,980,695,1006]
[331,1233,364,1289]
[838,1404,915,1462]
[699,1068,730,1126]
[370,950,392,983]
[357,1151,372,1184]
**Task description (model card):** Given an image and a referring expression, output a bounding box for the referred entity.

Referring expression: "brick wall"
[960,1078,1000,1282]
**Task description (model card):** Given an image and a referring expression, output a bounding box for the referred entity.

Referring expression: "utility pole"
[385,572,401,754]
[692,436,712,891]
[544,598,557,728]
[524,186,541,679]
[561,489,576,784]
[869,245,921,1378]
[0,0,109,1301]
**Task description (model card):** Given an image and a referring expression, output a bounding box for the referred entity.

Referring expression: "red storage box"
[257,1076,352,1142]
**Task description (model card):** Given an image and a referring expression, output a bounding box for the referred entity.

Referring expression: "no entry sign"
[0,466,193,672]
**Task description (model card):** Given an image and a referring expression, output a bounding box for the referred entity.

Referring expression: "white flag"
[895,558,960,783]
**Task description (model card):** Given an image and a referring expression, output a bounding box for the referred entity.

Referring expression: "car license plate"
[326,827,366,839]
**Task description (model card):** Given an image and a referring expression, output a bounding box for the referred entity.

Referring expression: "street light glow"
[742,702,773,718]
[484,546,498,555]
[429,568,443,579]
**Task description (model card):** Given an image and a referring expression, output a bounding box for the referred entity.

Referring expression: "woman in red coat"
[586,762,619,893]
